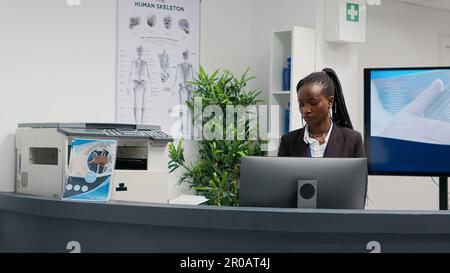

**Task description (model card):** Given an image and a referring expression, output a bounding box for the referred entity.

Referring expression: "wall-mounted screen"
[364,67,450,176]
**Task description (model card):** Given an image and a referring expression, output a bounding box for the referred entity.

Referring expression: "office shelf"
[268,26,316,156]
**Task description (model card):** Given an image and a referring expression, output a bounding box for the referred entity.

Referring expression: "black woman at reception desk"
[278,68,365,158]
[239,68,368,210]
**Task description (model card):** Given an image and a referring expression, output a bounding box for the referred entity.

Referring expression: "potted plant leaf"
[168,66,266,206]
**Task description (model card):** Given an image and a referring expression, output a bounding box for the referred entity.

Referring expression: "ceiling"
[391,0,450,11]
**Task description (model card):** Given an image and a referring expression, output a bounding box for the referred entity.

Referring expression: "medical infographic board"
[63,139,117,201]
[364,67,450,175]
[116,0,200,138]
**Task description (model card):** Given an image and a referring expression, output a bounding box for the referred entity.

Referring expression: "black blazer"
[278,123,366,158]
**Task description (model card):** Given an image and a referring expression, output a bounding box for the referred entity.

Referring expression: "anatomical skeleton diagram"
[127,46,152,124]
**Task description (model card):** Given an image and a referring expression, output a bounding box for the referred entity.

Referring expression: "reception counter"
[1,192,450,253]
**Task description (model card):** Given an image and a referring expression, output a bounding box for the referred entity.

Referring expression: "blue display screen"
[366,68,450,175]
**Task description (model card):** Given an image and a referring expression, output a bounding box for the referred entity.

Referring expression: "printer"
[15,123,173,203]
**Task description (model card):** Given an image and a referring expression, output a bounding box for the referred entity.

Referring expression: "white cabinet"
[325,0,367,43]
[268,26,316,156]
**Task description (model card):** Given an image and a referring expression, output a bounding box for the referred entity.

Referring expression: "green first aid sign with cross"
[346,2,360,22]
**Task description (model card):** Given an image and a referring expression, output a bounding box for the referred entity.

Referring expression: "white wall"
[200,0,252,75]
[0,0,116,192]
[357,0,450,210]
[249,0,316,103]
[0,0,252,197]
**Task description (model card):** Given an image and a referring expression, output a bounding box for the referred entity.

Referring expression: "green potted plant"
[168,66,266,206]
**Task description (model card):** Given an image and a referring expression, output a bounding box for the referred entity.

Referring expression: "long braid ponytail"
[322,68,353,129]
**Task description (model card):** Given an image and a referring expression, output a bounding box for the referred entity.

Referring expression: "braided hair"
[296,68,353,129]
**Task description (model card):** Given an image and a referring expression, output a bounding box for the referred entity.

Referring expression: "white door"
[440,34,450,66]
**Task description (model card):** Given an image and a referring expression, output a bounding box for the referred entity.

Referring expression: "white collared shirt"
[303,123,333,158]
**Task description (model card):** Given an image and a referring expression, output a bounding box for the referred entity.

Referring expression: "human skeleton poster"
[116,0,200,138]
